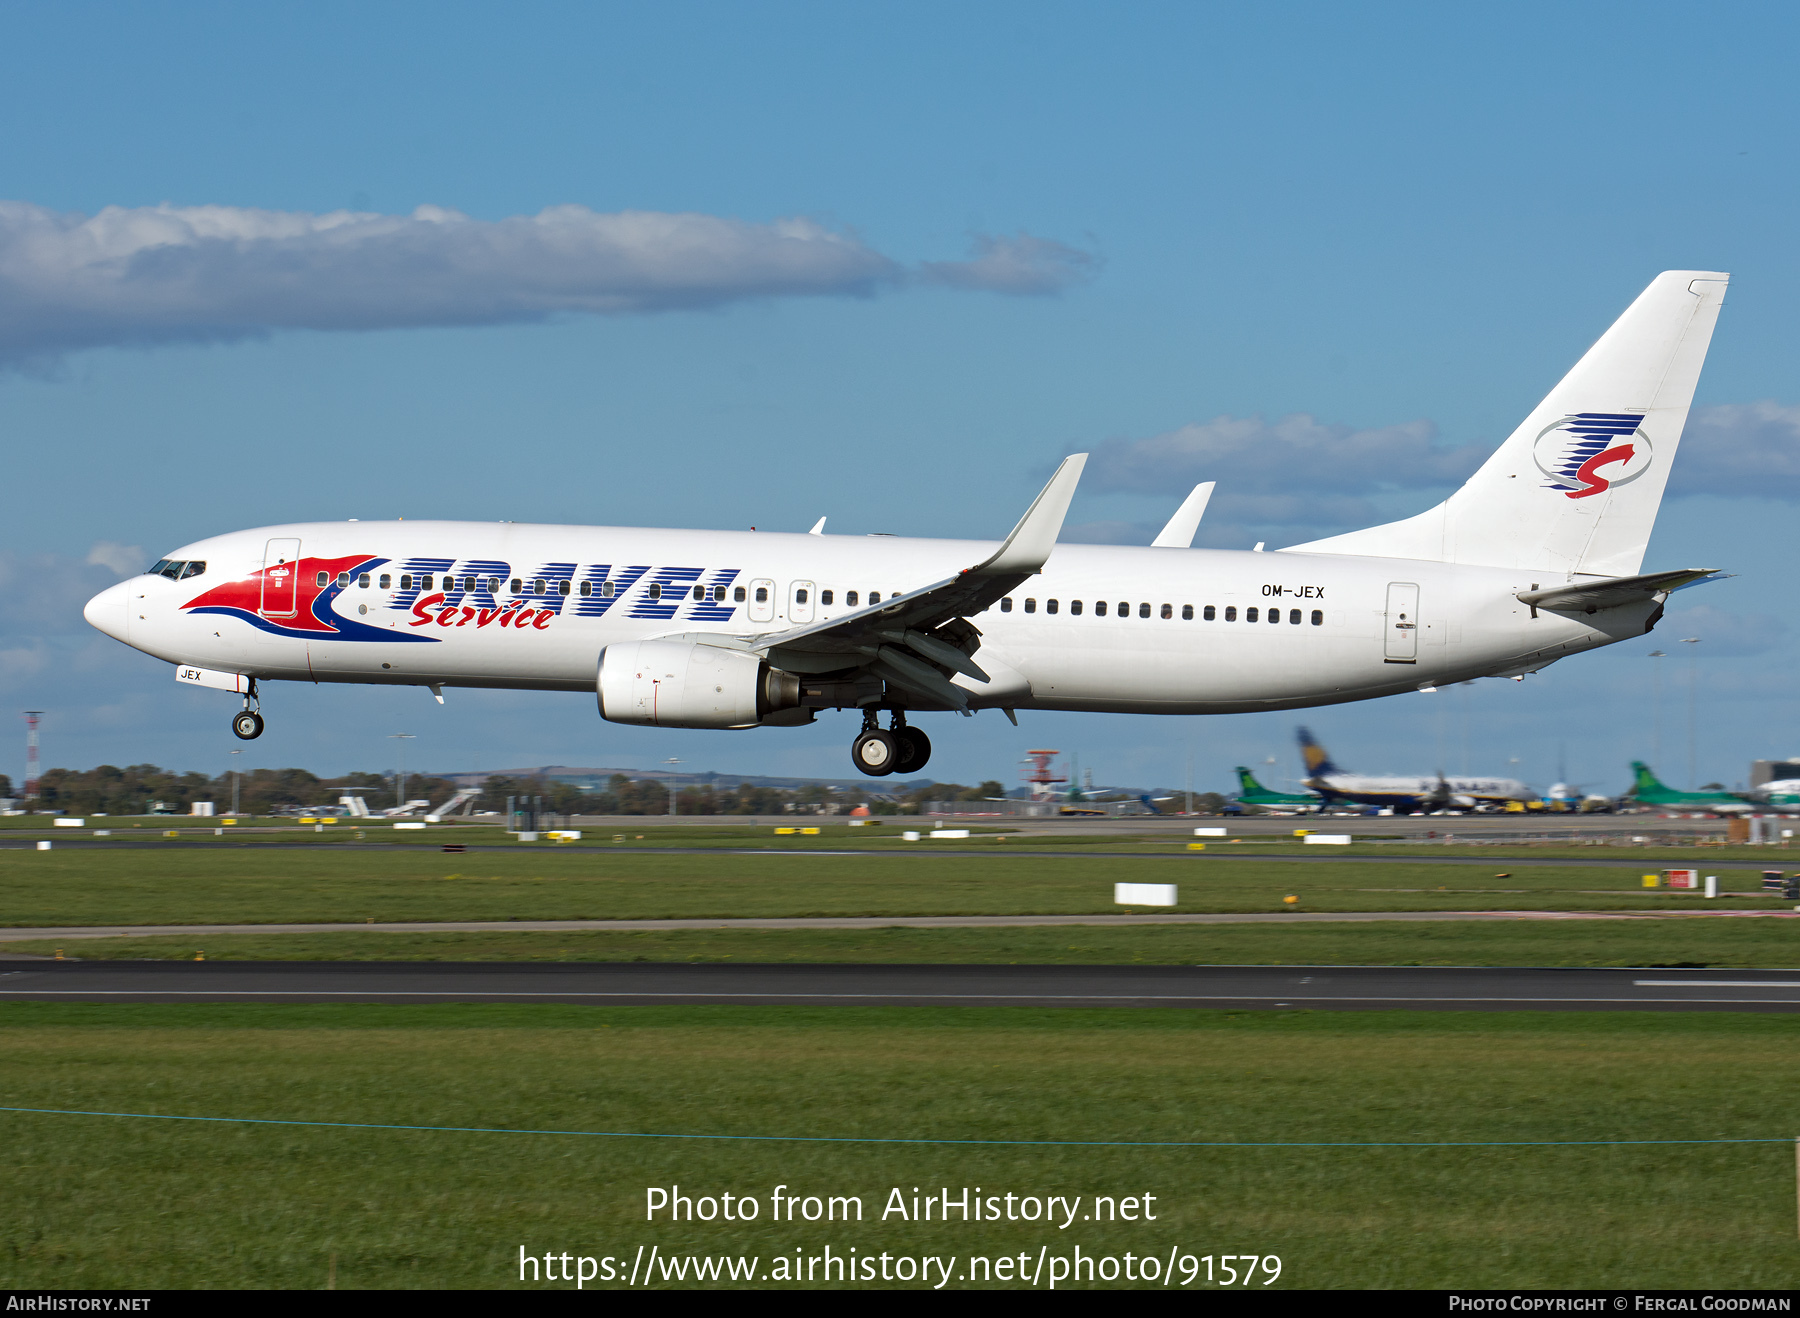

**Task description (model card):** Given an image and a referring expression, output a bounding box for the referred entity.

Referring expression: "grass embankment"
[14,918,1800,967]
[3,847,1795,927]
[3,1003,1797,1289]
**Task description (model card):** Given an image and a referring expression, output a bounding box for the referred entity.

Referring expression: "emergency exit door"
[261,538,301,617]
[1384,582,1419,663]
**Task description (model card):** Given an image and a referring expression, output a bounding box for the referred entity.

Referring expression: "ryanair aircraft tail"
[1296,727,1341,780]
[1287,272,1729,578]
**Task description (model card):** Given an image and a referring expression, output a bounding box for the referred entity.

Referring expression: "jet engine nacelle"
[598,639,803,729]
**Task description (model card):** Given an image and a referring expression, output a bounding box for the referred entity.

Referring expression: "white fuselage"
[1305,773,1533,809]
[84,519,1656,718]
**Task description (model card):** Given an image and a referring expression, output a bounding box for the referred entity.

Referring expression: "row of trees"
[16,764,1011,817]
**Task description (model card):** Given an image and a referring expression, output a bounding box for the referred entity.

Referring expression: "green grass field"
[13,916,1800,968]
[3,847,1795,926]
[4,1003,1797,1289]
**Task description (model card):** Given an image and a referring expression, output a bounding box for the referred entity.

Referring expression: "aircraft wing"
[731,455,1088,711]
[1516,568,1722,613]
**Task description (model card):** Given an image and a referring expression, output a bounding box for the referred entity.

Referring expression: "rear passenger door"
[1384,582,1419,663]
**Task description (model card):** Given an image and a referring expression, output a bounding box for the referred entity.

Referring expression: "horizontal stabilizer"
[1517,568,1720,613]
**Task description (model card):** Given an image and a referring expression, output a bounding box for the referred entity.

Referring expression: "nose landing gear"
[850,710,931,777]
[231,682,264,740]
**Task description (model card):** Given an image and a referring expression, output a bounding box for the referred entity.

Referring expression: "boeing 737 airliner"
[84,271,1730,777]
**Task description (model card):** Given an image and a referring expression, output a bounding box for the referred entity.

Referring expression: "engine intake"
[598,640,803,729]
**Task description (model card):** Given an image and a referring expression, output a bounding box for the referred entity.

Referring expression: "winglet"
[1152,482,1214,548]
[970,454,1087,576]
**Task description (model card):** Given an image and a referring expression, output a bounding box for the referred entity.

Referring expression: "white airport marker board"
[1115,882,1178,907]
[1304,834,1353,845]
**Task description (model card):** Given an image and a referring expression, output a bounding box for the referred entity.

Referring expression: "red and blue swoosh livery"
[181,555,440,643]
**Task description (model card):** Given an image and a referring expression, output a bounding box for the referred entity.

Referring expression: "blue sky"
[4,0,1799,796]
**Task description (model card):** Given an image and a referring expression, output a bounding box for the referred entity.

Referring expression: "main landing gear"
[851,710,931,777]
[231,684,264,741]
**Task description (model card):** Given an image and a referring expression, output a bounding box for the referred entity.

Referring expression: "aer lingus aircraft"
[85,271,1729,778]
[1231,767,1323,811]
[1626,762,1755,814]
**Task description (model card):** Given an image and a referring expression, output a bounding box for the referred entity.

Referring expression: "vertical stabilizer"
[1285,272,1729,577]
[1630,761,1671,796]
[1296,727,1341,779]
[1235,766,1271,796]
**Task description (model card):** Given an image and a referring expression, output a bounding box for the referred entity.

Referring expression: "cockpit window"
[147,560,205,581]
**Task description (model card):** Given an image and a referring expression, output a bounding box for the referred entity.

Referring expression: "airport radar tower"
[1023,749,1067,802]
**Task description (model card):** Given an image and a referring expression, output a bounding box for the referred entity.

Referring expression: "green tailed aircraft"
[1232,766,1322,811]
[1627,762,1752,814]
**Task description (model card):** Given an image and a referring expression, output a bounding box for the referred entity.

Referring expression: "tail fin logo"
[1534,414,1652,499]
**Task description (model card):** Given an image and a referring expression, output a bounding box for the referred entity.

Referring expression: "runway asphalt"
[0,841,1780,869]
[5,961,1800,1011]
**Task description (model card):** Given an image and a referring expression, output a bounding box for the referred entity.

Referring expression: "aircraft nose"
[83,580,132,642]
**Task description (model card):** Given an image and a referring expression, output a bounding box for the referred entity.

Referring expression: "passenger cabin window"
[1289,608,1301,624]
[1023,598,1037,613]
[1046,599,1058,614]
[533,579,545,595]
[1116,601,1128,617]
[1269,609,1281,624]
[579,581,592,597]
[1095,600,1107,616]
[400,574,413,591]
[733,586,746,602]
[648,583,662,600]
[1000,598,1012,613]
[510,578,521,593]
[1311,609,1323,625]
[796,588,809,604]
[559,581,572,596]
[1138,603,1150,618]
[847,591,859,607]
[1070,600,1083,615]
[1224,606,1237,621]
[754,586,768,603]
[1160,604,1172,619]
[821,590,834,606]
[422,576,434,591]
[869,592,881,604]
[1246,607,1259,622]
[358,574,371,588]
[1182,605,1193,620]
[602,581,615,597]
[316,572,329,587]
[1203,605,1214,620]
[379,574,392,590]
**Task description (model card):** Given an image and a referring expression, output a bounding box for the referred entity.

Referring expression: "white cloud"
[0,202,1093,366]
[85,541,143,576]
[919,232,1098,295]
[1078,414,1487,498]
[1671,402,1800,499]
